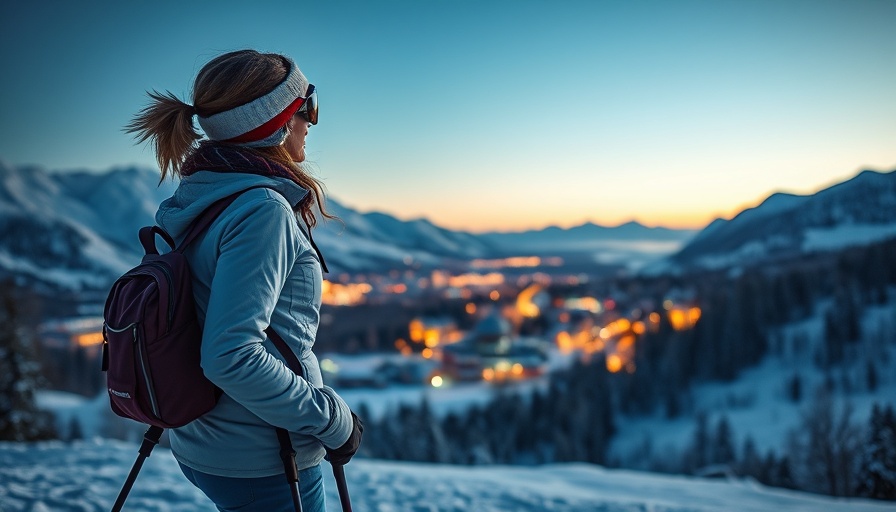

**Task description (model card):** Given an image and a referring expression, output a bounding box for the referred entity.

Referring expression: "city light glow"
[76,333,104,347]
[321,280,372,306]
[668,307,702,331]
[606,354,624,373]
[516,284,542,318]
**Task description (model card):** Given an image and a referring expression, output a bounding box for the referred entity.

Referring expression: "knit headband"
[196,59,309,148]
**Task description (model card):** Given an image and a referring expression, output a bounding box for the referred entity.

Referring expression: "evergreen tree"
[67,416,84,441]
[855,404,896,500]
[712,416,736,466]
[419,398,450,463]
[739,436,761,478]
[664,390,681,419]
[757,450,778,486]
[823,311,845,366]
[866,361,879,392]
[775,456,797,490]
[787,271,813,320]
[787,373,803,403]
[354,403,375,458]
[688,412,710,472]
[463,404,492,464]
[789,391,861,496]
[441,412,465,464]
[0,285,55,441]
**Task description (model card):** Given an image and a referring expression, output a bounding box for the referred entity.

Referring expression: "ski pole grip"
[281,447,299,482]
[139,426,164,457]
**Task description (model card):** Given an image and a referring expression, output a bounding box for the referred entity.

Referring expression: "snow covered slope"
[0,439,891,512]
[659,169,896,272]
[0,162,494,290]
[0,162,172,291]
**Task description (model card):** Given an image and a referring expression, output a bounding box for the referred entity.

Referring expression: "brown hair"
[124,49,333,228]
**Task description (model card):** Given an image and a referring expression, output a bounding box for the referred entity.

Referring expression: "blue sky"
[1,0,894,232]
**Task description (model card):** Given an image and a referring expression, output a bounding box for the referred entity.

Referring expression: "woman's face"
[284,115,309,162]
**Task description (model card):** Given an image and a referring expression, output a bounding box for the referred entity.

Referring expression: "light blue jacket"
[156,171,352,478]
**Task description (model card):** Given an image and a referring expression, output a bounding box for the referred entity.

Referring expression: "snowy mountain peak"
[0,163,493,291]
[664,168,896,272]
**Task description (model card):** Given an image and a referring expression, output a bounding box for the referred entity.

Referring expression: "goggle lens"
[297,84,318,125]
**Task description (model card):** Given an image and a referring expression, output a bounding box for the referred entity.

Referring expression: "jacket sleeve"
[198,195,352,449]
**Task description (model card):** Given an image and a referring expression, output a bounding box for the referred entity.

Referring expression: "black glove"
[325,411,363,466]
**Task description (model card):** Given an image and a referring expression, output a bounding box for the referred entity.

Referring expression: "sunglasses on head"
[296,84,318,125]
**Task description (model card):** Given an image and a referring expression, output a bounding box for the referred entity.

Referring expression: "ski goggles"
[296,84,318,125]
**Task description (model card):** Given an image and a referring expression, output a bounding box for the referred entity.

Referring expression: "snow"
[694,240,770,270]
[610,300,896,468]
[34,391,109,440]
[12,296,896,511]
[683,193,806,249]
[338,376,549,421]
[1,439,892,512]
[321,346,587,421]
[803,224,896,252]
[587,240,686,270]
[0,251,112,291]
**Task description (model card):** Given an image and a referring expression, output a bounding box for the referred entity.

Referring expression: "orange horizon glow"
[426,214,714,234]
[337,202,735,234]
[339,168,896,234]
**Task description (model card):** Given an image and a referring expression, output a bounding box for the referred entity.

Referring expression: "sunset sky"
[1,1,894,232]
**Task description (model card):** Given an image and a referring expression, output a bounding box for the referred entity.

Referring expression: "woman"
[125,49,363,512]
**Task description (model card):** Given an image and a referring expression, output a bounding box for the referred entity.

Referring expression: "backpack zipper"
[134,324,161,420]
[127,263,175,329]
[106,322,137,333]
[147,262,175,328]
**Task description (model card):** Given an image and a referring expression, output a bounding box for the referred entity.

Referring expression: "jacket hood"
[156,171,309,241]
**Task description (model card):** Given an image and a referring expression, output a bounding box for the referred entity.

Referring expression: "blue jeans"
[178,462,326,512]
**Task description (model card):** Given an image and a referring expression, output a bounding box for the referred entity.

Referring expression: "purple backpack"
[102,189,260,428]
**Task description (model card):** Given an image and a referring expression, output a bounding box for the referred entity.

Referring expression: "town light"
[516,283,542,318]
[320,359,339,373]
[75,332,104,347]
[606,354,623,373]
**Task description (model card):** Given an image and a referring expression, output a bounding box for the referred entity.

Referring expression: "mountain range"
[653,168,896,274]
[1,160,894,292]
[0,161,688,291]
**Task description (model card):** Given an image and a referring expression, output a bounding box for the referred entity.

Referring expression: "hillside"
[0,439,891,512]
[657,169,896,272]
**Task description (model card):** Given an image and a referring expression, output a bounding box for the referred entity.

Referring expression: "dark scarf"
[181,142,300,185]
[181,142,329,273]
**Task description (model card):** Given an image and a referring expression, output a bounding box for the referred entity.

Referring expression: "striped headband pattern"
[197,59,309,148]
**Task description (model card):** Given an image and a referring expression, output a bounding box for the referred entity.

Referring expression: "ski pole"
[111,425,163,512]
[333,464,352,512]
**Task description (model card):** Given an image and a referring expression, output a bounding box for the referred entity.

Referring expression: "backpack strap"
[177,185,273,252]
[136,186,272,256]
[176,186,331,275]
[138,226,177,255]
[297,219,330,274]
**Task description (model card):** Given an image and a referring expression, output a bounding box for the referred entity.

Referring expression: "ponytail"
[124,90,200,181]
